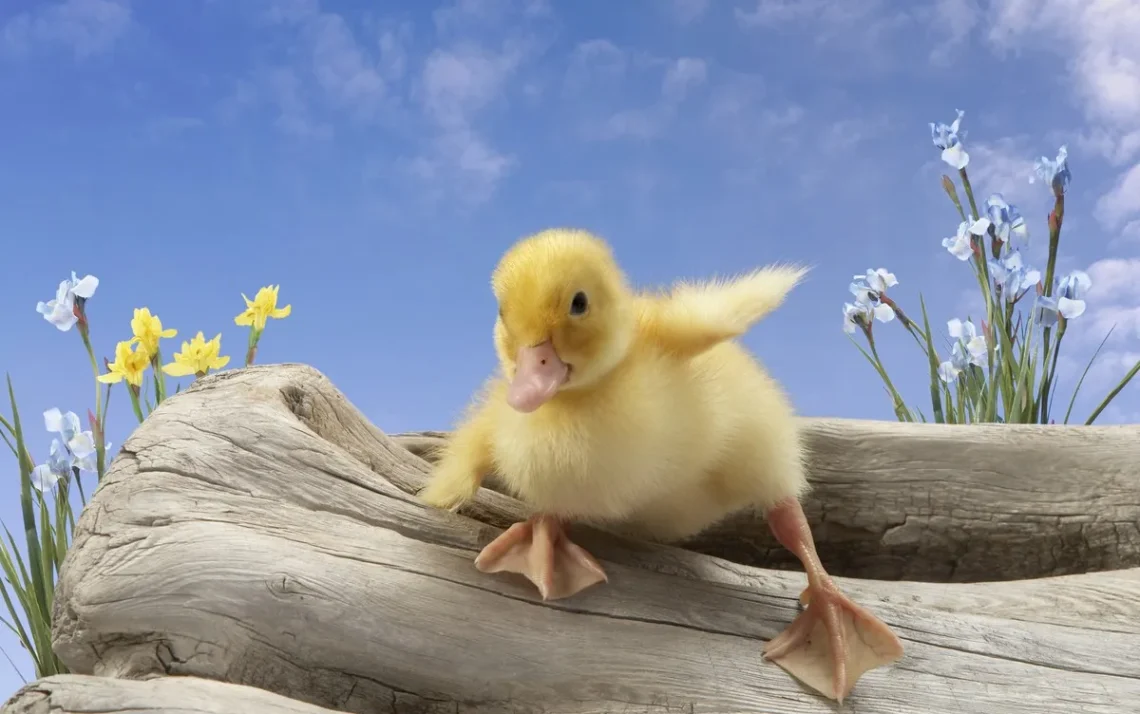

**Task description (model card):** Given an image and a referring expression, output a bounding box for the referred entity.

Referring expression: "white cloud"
[563,39,628,95]
[1095,161,1140,230]
[669,0,711,24]
[1,0,131,59]
[1087,257,1140,302]
[263,1,398,122]
[928,0,981,65]
[984,0,1140,130]
[1072,258,1140,348]
[661,57,707,103]
[266,67,334,139]
[734,0,913,62]
[569,45,709,141]
[419,44,522,128]
[981,0,1140,238]
[734,0,820,26]
[410,41,526,202]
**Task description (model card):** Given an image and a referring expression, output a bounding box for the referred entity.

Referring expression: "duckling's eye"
[569,291,588,316]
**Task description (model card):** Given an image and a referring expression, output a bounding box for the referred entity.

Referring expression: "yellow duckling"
[420,227,903,703]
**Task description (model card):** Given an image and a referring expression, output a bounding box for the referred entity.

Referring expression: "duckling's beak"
[507,340,570,413]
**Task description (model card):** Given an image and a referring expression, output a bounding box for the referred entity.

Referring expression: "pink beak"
[506,340,570,413]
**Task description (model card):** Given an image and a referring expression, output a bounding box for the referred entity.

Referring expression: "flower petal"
[942,235,972,261]
[71,274,99,299]
[43,407,64,434]
[873,304,895,323]
[1057,297,1086,319]
[941,144,969,170]
[31,465,61,492]
[68,431,97,459]
[937,360,959,383]
[60,411,82,441]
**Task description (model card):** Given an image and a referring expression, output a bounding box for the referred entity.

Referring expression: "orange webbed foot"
[474,514,608,600]
[762,581,904,703]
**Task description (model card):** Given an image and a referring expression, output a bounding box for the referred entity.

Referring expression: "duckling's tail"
[638,264,809,358]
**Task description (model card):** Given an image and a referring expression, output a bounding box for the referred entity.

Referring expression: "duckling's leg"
[474,514,608,600]
[761,497,904,704]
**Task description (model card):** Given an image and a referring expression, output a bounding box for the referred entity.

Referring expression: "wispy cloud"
[262,0,400,122]
[668,0,711,24]
[1084,258,1140,341]
[980,0,1140,237]
[1096,162,1140,230]
[927,0,981,66]
[566,41,709,142]
[733,0,914,65]
[1,0,131,60]
[408,41,528,204]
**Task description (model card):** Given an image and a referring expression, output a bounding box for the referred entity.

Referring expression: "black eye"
[569,291,588,316]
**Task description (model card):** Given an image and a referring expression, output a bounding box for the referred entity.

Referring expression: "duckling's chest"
[489,413,670,520]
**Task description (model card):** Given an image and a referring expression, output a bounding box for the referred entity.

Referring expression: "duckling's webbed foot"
[761,497,904,703]
[474,514,607,600]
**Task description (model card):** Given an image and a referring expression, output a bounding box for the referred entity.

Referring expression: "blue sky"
[3,0,1140,694]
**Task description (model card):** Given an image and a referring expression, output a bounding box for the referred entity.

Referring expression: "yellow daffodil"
[162,332,231,378]
[234,285,291,331]
[97,340,151,388]
[128,307,177,358]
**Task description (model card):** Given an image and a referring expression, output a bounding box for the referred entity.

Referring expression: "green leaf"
[917,296,946,424]
[1063,326,1113,424]
[1085,356,1140,425]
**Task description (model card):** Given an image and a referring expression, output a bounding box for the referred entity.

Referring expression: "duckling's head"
[491,228,635,413]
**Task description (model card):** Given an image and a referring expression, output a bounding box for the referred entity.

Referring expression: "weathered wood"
[1,674,343,714]
[46,363,1140,714]
[393,416,1140,583]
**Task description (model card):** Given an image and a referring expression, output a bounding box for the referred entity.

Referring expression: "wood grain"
[1,674,343,714]
[393,416,1140,583]
[33,363,1140,714]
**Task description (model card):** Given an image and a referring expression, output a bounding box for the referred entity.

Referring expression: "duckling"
[418,227,904,703]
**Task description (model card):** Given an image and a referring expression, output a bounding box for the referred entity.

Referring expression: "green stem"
[127,385,145,424]
[151,348,168,405]
[245,327,262,366]
[1041,322,1067,423]
[867,336,909,420]
[80,331,109,482]
[80,331,102,421]
[1035,193,1065,421]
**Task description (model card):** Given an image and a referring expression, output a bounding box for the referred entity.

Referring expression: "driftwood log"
[2,674,343,714]
[3,363,1138,714]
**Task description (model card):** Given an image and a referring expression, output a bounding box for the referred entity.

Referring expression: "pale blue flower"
[29,407,107,492]
[1056,269,1091,303]
[948,318,988,366]
[31,439,72,492]
[1034,270,1091,327]
[937,359,960,383]
[36,271,99,331]
[43,407,98,472]
[842,280,894,334]
[930,109,969,169]
[854,268,898,294]
[942,215,990,261]
[939,318,989,382]
[988,249,1041,301]
[1030,145,1071,194]
[984,193,1028,246]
